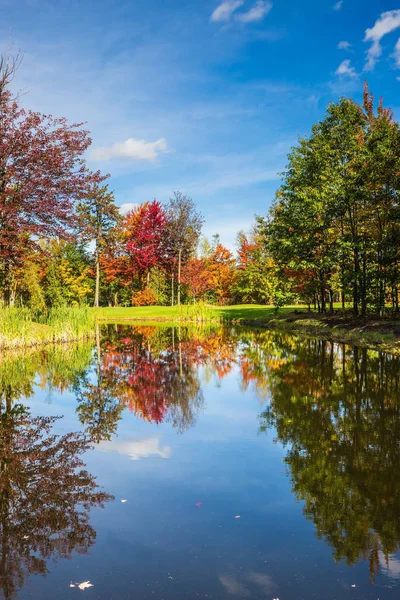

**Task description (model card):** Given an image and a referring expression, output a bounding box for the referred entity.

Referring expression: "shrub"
[132,287,158,307]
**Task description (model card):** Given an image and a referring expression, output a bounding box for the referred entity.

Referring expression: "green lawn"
[94,304,306,323]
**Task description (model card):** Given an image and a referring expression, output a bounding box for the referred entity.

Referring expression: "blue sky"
[2,0,400,248]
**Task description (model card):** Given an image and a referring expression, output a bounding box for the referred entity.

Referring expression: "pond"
[1,324,400,599]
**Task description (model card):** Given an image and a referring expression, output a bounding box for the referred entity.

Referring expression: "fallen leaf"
[70,583,76,588]
[235,515,241,519]
[351,584,356,588]
[78,581,93,590]
[195,502,202,507]
[121,499,127,503]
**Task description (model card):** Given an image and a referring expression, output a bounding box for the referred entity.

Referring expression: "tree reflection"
[0,397,112,599]
[98,326,205,432]
[260,338,400,580]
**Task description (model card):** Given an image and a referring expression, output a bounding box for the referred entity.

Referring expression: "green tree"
[77,184,121,307]
[166,192,204,305]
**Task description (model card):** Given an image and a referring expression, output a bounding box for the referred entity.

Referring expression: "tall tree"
[0,53,105,304]
[77,183,121,307]
[166,192,204,305]
[125,200,168,290]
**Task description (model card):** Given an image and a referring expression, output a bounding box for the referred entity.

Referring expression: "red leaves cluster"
[0,89,105,268]
[125,200,169,279]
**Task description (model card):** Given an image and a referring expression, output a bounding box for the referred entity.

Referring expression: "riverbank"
[95,305,400,354]
[240,311,400,354]
[2,304,400,354]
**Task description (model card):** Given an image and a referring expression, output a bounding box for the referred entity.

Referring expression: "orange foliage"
[132,287,158,306]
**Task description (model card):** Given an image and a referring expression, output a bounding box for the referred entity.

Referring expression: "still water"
[2,325,400,600]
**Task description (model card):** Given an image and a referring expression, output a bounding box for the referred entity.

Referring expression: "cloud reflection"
[98,437,171,461]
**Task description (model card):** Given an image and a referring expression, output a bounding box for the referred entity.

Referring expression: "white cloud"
[236,1,272,23]
[338,40,351,50]
[119,202,138,215]
[364,10,400,71]
[335,59,357,78]
[394,38,400,67]
[98,437,171,460]
[210,0,244,22]
[333,1,343,10]
[91,137,168,162]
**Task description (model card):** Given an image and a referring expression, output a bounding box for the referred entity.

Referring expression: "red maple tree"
[125,200,169,283]
[0,60,105,302]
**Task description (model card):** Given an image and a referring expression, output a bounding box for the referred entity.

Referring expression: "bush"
[132,287,158,307]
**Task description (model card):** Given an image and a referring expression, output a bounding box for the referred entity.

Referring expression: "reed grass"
[177,302,220,322]
[0,305,96,349]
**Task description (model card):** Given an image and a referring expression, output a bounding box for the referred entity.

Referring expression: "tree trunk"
[329,288,334,314]
[361,245,367,319]
[94,246,100,308]
[177,248,182,306]
[353,248,359,316]
[320,274,326,314]
[171,274,174,306]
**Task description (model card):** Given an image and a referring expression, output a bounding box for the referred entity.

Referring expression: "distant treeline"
[3,47,400,315]
[0,52,282,310]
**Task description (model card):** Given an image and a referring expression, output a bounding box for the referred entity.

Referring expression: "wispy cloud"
[91,137,168,162]
[335,59,357,78]
[236,1,272,23]
[338,40,351,51]
[394,38,400,67]
[333,1,343,11]
[364,10,400,71]
[210,0,244,22]
[211,0,272,24]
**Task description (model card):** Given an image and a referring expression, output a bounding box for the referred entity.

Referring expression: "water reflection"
[2,326,400,592]
[0,400,112,599]
[259,338,400,581]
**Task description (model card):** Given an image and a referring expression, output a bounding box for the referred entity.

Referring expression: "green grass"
[94,304,305,323]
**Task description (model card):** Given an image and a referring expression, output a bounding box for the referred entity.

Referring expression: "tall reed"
[0,305,96,348]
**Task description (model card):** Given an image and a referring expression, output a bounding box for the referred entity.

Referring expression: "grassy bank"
[0,306,96,349]
[3,303,400,353]
[240,312,400,354]
[95,304,400,354]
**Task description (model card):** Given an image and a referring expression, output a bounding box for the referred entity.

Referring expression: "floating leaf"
[235,515,241,519]
[195,502,202,507]
[78,581,93,590]
[121,499,127,503]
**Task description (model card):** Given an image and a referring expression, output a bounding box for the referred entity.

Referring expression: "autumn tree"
[0,53,105,305]
[181,257,210,302]
[125,200,169,290]
[234,228,283,305]
[77,183,121,307]
[166,192,204,305]
[207,244,236,304]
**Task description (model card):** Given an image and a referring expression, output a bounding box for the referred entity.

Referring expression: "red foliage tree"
[0,62,105,303]
[181,257,210,300]
[125,200,169,285]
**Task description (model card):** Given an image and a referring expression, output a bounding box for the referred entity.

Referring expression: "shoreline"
[2,307,400,354]
[96,308,400,354]
[238,313,400,355]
